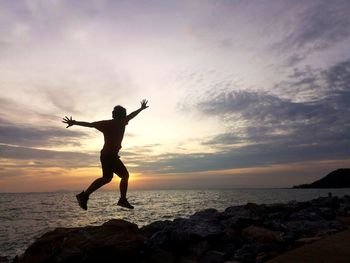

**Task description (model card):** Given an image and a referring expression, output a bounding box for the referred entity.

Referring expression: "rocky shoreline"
[3,194,350,263]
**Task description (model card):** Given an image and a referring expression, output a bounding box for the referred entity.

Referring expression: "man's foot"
[117,197,134,209]
[76,191,88,210]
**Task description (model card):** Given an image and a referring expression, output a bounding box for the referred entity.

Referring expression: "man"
[62,99,149,210]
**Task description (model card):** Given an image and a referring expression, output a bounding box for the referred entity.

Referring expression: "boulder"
[242,226,283,244]
[140,220,172,239]
[0,256,9,263]
[149,217,223,248]
[14,219,144,263]
[201,250,225,263]
[190,208,220,220]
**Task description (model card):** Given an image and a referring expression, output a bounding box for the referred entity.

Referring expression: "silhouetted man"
[62,99,149,210]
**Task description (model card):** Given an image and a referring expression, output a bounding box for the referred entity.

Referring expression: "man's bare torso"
[93,119,128,155]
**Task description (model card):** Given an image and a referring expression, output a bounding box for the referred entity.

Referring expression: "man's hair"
[112,105,127,120]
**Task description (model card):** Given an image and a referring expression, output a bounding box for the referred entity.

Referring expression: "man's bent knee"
[120,172,129,180]
[103,177,113,183]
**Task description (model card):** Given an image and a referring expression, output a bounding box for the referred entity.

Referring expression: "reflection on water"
[1,188,350,258]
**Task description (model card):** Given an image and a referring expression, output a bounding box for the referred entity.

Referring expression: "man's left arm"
[126,99,149,121]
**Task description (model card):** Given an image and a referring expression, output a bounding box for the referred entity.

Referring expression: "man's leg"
[120,173,129,199]
[85,177,112,196]
[76,155,113,210]
[114,158,133,209]
[76,177,112,210]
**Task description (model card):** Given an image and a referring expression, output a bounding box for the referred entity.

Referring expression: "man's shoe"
[117,198,134,209]
[76,191,88,210]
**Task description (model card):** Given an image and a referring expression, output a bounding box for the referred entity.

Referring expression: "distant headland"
[293,168,350,189]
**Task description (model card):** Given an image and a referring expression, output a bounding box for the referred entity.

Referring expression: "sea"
[1,188,350,259]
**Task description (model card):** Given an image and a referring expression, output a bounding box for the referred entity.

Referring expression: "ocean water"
[1,188,350,259]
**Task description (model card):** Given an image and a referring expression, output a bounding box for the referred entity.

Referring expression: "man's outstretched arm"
[126,99,149,121]
[62,116,94,128]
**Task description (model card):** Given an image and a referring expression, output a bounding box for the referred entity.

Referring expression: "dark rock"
[149,217,223,248]
[190,208,220,220]
[140,220,172,239]
[221,205,264,230]
[178,258,197,263]
[201,250,225,263]
[288,208,324,221]
[285,219,338,237]
[263,219,287,231]
[0,256,9,263]
[337,216,350,225]
[220,243,237,259]
[222,203,266,219]
[11,195,350,263]
[14,219,143,263]
[242,226,283,244]
[222,227,242,245]
[146,247,174,263]
[221,205,252,219]
[310,196,340,208]
[255,251,281,263]
[187,240,210,257]
[233,243,257,263]
[295,236,322,244]
[245,203,267,216]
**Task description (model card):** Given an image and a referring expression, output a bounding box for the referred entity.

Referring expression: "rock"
[295,236,322,244]
[149,217,223,248]
[288,208,324,221]
[146,247,174,263]
[255,251,281,263]
[263,219,287,232]
[242,226,283,244]
[221,205,252,219]
[10,195,350,263]
[201,250,225,263]
[221,203,267,230]
[187,240,210,257]
[285,219,346,238]
[178,258,197,263]
[337,216,350,225]
[310,196,339,208]
[245,203,267,216]
[140,220,172,239]
[190,208,220,220]
[14,219,144,263]
[0,256,9,263]
[222,203,265,219]
[233,243,257,263]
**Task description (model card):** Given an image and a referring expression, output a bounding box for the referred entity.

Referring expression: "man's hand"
[62,116,75,128]
[140,99,149,110]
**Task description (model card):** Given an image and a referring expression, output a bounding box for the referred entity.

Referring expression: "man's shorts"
[100,154,128,179]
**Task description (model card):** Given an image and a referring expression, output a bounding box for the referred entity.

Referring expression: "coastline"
[3,194,349,263]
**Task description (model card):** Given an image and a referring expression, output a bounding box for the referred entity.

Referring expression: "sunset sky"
[1,0,350,192]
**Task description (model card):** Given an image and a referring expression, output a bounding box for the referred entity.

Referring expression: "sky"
[0,0,350,192]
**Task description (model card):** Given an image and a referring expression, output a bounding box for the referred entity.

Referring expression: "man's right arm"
[62,116,94,128]
[73,121,94,128]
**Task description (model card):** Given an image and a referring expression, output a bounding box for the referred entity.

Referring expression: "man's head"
[112,105,127,120]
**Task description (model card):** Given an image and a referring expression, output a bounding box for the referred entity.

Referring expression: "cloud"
[0,96,88,148]
[144,59,350,173]
[0,144,96,168]
[274,59,350,102]
[197,60,350,146]
[273,1,350,65]
[0,120,86,148]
